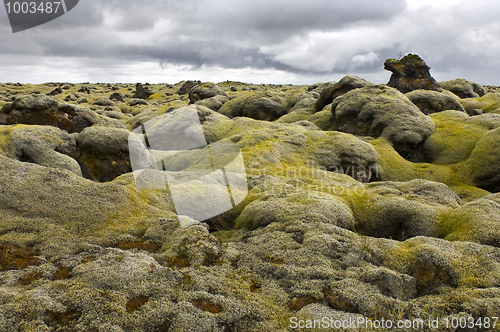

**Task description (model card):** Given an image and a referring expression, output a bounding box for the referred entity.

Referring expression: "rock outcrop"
[1,95,93,133]
[384,54,442,93]
[188,82,229,111]
[133,83,154,99]
[178,80,201,95]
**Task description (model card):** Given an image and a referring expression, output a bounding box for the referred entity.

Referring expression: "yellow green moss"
[425,112,487,164]
[460,93,500,113]
[370,137,489,202]
[382,240,419,272]
[437,209,475,242]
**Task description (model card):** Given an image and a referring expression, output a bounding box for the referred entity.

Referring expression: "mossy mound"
[440,78,486,98]
[405,89,466,115]
[218,91,288,121]
[412,111,487,164]
[0,155,176,256]
[348,179,460,241]
[332,84,435,157]
[463,127,500,192]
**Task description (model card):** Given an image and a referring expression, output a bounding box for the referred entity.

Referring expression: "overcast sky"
[0,0,499,85]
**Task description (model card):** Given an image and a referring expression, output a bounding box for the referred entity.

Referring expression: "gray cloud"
[0,0,499,84]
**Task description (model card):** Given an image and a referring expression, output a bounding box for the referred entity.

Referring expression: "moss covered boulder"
[0,155,176,256]
[331,84,435,157]
[406,89,466,115]
[188,82,229,112]
[3,125,82,176]
[1,95,93,133]
[349,179,460,241]
[235,190,355,231]
[464,127,500,192]
[72,126,133,182]
[440,78,486,98]
[411,110,487,164]
[218,91,287,121]
[314,75,372,111]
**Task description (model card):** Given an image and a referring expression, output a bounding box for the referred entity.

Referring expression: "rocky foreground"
[1,55,500,331]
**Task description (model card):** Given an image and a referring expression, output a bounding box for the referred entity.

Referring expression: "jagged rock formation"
[133,82,154,99]
[384,54,442,93]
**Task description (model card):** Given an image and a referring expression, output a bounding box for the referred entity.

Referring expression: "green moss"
[482,101,500,114]
[0,126,11,155]
[423,112,487,164]
[307,109,338,131]
[383,239,491,289]
[276,109,313,123]
[147,92,166,101]
[381,240,419,274]
[371,137,489,203]
[437,209,475,242]
[459,98,489,111]
[460,93,500,113]
[371,137,456,183]
[211,229,248,243]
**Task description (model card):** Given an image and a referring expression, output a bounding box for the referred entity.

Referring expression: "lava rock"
[133,83,153,99]
[331,84,435,157]
[315,75,372,111]
[188,82,228,104]
[178,80,201,95]
[109,92,124,102]
[385,54,442,93]
[440,78,486,98]
[1,95,92,133]
[406,89,466,115]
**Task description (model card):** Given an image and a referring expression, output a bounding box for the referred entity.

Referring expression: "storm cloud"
[0,0,499,84]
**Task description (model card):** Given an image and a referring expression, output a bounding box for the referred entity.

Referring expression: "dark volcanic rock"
[78,86,90,94]
[73,126,132,182]
[178,80,201,95]
[47,87,63,96]
[384,54,442,93]
[133,83,153,99]
[1,95,92,133]
[109,92,124,102]
[315,75,372,111]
